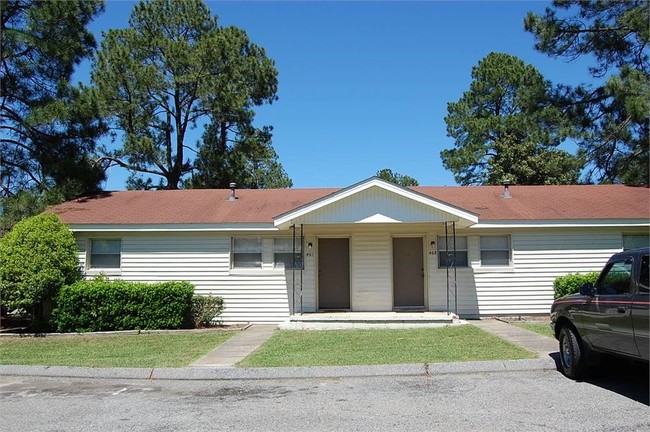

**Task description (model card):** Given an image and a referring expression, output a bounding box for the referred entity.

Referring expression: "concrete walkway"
[190,324,277,367]
[471,318,558,357]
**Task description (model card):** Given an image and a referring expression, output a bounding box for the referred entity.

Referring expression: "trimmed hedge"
[52,278,195,332]
[553,271,600,299]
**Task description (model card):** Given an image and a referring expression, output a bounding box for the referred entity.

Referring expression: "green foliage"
[553,271,600,299]
[0,0,107,198]
[441,52,582,186]
[525,0,649,184]
[191,294,225,327]
[0,188,68,235]
[52,278,196,332]
[0,214,80,320]
[185,124,292,189]
[376,169,419,186]
[92,0,285,190]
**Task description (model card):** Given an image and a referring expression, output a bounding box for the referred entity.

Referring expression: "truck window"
[640,255,649,293]
[596,258,633,295]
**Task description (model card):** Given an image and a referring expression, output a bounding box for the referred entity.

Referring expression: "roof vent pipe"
[229,182,237,201]
[502,180,511,199]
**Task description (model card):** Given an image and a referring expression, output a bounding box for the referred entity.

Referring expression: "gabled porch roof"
[274,177,479,229]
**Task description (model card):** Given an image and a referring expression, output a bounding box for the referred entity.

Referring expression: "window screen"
[437,236,468,268]
[623,234,649,250]
[480,235,510,266]
[232,237,262,268]
[90,239,121,269]
[274,238,303,269]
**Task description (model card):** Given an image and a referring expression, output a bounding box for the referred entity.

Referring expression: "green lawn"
[514,322,554,339]
[0,332,234,368]
[238,325,536,367]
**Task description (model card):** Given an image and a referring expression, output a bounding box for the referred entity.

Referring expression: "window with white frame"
[89,239,121,269]
[480,235,511,266]
[437,236,468,268]
[274,238,303,269]
[232,237,262,269]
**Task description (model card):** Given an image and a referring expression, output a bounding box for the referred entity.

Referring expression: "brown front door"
[393,237,425,309]
[318,238,350,310]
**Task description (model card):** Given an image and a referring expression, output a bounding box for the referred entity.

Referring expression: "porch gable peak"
[274,177,478,229]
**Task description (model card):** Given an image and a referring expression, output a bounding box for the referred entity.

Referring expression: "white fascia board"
[274,177,478,227]
[68,223,278,232]
[470,219,650,229]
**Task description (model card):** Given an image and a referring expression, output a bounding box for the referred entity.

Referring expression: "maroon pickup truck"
[550,247,649,379]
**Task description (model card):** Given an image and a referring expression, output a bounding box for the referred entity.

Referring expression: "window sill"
[229,268,287,276]
[472,265,515,273]
[436,267,472,272]
[85,269,122,277]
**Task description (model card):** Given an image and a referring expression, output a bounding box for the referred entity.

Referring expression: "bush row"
[553,271,600,299]
[52,277,222,332]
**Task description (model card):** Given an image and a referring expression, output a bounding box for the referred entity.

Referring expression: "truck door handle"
[617,306,627,313]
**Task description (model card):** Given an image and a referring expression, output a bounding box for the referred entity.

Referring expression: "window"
[623,234,649,250]
[596,258,633,295]
[274,238,303,269]
[90,239,121,269]
[232,237,262,269]
[480,235,510,266]
[437,236,468,268]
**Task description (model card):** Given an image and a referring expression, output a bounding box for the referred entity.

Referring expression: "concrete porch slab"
[279,311,463,330]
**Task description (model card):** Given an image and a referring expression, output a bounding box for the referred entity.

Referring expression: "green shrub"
[0,214,80,325]
[191,295,224,327]
[52,277,195,332]
[553,271,600,299]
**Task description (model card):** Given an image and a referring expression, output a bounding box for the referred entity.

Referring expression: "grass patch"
[0,332,234,368]
[514,322,554,339]
[238,325,536,367]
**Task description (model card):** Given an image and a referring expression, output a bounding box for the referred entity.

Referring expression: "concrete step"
[280,312,460,330]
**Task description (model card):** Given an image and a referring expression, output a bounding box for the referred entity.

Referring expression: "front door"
[318,238,350,310]
[393,237,425,309]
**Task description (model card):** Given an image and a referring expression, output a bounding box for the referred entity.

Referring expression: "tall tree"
[185,124,291,189]
[441,52,582,186]
[525,0,649,184]
[92,0,283,190]
[376,169,419,186]
[0,0,106,200]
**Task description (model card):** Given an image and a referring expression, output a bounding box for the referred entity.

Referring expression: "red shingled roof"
[47,184,649,225]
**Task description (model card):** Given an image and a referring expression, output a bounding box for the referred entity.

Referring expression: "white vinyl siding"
[430,230,624,317]
[77,233,290,324]
[72,224,643,322]
[351,233,392,311]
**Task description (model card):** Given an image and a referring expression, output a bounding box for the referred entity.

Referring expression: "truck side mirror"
[579,282,595,297]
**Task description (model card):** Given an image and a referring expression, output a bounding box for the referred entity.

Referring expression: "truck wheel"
[559,325,588,379]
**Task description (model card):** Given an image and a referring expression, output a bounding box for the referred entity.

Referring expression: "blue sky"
[83,1,594,190]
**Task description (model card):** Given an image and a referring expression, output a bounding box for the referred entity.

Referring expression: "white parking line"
[111,387,128,396]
